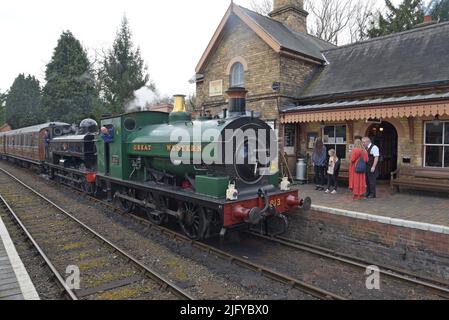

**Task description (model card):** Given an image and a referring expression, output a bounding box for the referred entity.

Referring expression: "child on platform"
[325,149,340,194]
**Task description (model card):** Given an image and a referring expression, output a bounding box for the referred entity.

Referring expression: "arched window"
[230,62,245,87]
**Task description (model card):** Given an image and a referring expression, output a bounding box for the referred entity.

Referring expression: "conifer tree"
[367,0,425,38]
[42,31,96,124]
[100,16,152,115]
[0,91,6,125]
[429,0,449,22]
[5,74,43,129]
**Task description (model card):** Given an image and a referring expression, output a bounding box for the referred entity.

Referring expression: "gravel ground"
[0,173,176,300]
[216,233,444,300]
[0,160,314,300]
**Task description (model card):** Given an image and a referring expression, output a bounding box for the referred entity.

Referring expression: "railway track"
[7,162,448,300]
[246,232,449,299]
[68,191,345,300]
[0,167,193,300]
[3,165,344,300]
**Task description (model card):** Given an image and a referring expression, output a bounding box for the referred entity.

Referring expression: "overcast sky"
[1,0,397,98]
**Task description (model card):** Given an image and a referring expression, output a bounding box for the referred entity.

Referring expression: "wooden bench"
[391,166,449,194]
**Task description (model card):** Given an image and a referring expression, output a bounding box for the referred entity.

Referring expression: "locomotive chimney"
[172,95,187,113]
[226,87,248,117]
[169,94,192,123]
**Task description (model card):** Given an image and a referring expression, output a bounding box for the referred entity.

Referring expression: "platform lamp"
[432,114,441,126]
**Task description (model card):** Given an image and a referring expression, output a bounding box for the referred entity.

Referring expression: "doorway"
[366,121,398,180]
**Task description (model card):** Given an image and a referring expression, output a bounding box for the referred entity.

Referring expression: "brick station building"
[195,0,449,183]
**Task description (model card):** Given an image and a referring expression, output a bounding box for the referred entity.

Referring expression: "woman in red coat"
[349,139,369,200]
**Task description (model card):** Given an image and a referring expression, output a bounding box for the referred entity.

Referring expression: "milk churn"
[296,158,307,184]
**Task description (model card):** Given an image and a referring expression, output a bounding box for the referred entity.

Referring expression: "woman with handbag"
[349,139,369,200]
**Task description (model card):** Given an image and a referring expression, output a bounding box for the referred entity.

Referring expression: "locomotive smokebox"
[226,87,248,116]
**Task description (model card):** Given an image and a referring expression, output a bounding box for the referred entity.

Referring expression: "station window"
[284,124,296,148]
[230,62,245,87]
[322,125,347,159]
[424,121,449,168]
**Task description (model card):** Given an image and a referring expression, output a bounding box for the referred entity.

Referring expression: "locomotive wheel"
[146,208,167,225]
[179,202,207,241]
[114,188,135,213]
[145,194,167,225]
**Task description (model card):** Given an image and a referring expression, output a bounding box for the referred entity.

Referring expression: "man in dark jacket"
[312,139,327,191]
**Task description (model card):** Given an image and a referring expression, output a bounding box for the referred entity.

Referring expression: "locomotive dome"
[79,118,98,134]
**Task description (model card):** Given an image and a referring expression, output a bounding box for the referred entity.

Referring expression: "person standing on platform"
[312,138,327,191]
[362,137,380,199]
[325,149,340,194]
[349,139,369,200]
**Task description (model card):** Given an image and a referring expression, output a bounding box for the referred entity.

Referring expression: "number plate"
[269,198,282,208]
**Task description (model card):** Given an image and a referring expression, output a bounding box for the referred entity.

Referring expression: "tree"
[306,0,355,44]
[0,91,7,125]
[100,16,152,115]
[249,0,379,45]
[250,0,272,16]
[428,0,449,21]
[367,0,425,38]
[5,74,43,129]
[187,93,197,112]
[349,0,377,42]
[42,31,96,124]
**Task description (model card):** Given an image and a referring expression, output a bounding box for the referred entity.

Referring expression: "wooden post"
[347,121,354,144]
[408,117,415,143]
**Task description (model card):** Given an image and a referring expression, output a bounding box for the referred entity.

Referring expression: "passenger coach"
[0,122,71,164]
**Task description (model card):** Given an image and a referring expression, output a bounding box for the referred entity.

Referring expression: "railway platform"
[290,183,449,281]
[0,215,39,300]
[296,183,449,232]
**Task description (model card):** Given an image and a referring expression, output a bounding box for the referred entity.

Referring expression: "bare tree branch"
[249,0,272,16]
[306,0,355,44]
[348,0,377,42]
[304,0,382,45]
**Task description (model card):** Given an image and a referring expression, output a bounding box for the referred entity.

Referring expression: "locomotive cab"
[49,119,98,171]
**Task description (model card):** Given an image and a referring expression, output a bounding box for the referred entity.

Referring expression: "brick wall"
[287,210,449,281]
[196,14,318,121]
[197,15,279,120]
[280,55,316,100]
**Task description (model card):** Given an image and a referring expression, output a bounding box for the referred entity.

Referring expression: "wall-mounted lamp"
[320,121,326,130]
[379,127,384,132]
[432,115,441,127]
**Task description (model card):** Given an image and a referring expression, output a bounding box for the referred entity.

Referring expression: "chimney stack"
[413,15,437,29]
[269,0,308,34]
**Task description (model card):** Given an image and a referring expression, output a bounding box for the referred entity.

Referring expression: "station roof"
[300,22,449,100]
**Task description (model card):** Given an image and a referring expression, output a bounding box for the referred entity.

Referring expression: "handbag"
[355,157,367,174]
